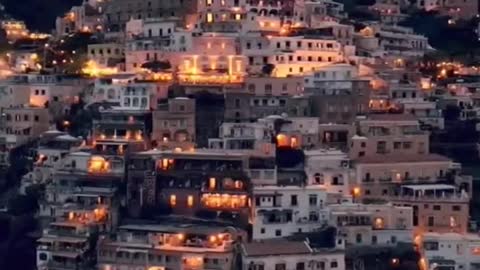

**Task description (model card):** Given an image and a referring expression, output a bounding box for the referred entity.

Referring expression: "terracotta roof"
[356,153,451,164]
[366,114,418,121]
[242,239,311,257]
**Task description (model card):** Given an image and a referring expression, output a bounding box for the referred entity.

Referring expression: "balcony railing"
[378,177,392,182]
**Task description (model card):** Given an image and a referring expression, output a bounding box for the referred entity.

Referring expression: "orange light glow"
[209,177,216,189]
[170,194,177,206]
[88,156,110,173]
[206,13,214,23]
[276,134,289,147]
[234,180,243,189]
[177,233,185,241]
[201,193,247,209]
[353,187,361,197]
[82,60,118,77]
[374,217,384,229]
[290,137,298,148]
[68,212,74,220]
[187,195,194,207]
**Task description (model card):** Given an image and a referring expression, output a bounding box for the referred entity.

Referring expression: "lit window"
[276,134,288,147]
[170,195,177,206]
[374,217,384,229]
[234,180,243,189]
[206,13,214,23]
[187,195,194,207]
[290,137,298,148]
[235,14,241,20]
[209,177,216,189]
[235,60,242,72]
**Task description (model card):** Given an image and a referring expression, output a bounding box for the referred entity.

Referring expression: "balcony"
[378,177,392,182]
[362,178,375,183]
[391,193,469,203]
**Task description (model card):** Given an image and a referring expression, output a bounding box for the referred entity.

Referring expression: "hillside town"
[0,0,480,270]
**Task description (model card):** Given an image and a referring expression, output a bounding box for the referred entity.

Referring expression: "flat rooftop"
[242,239,312,257]
[356,153,450,164]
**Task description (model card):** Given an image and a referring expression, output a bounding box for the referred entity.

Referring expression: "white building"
[303,63,358,89]
[304,149,353,195]
[423,232,480,270]
[329,203,413,246]
[398,98,444,129]
[208,121,275,156]
[252,185,329,240]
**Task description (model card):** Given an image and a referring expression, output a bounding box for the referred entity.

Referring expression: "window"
[331,261,338,268]
[34,115,39,122]
[433,205,441,211]
[23,115,29,121]
[275,229,281,236]
[452,205,461,211]
[314,173,324,184]
[265,84,272,95]
[291,195,298,206]
[35,89,39,95]
[41,90,46,95]
[428,216,435,226]
[39,253,48,261]
[394,141,402,149]
[248,84,255,93]
[391,236,397,243]
[260,228,265,234]
[356,233,362,243]
[403,142,412,149]
[372,235,377,244]
[376,141,387,153]
[187,195,193,207]
[424,241,439,250]
[275,263,286,270]
[296,262,305,270]
[170,195,177,206]
[309,195,317,206]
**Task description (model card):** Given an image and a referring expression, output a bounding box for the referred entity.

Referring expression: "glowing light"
[206,13,214,23]
[187,195,194,207]
[82,60,118,77]
[209,235,217,242]
[170,194,177,206]
[276,134,288,147]
[290,137,298,148]
[209,177,216,189]
[353,187,361,197]
[374,217,384,229]
[177,233,184,240]
[88,156,110,173]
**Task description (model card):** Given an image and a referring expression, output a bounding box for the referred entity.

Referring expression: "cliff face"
[1,0,82,32]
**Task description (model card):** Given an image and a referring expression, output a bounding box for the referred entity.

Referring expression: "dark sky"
[2,0,82,32]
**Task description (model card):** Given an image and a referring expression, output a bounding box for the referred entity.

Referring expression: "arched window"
[97,88,105,97]
[314,173,324,184]
[140,97,148,108]
[132,97,139,107]
[107,88,115,99]
[124,97,131,107]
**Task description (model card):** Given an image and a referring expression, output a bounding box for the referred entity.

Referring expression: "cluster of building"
[1,0,480,270]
